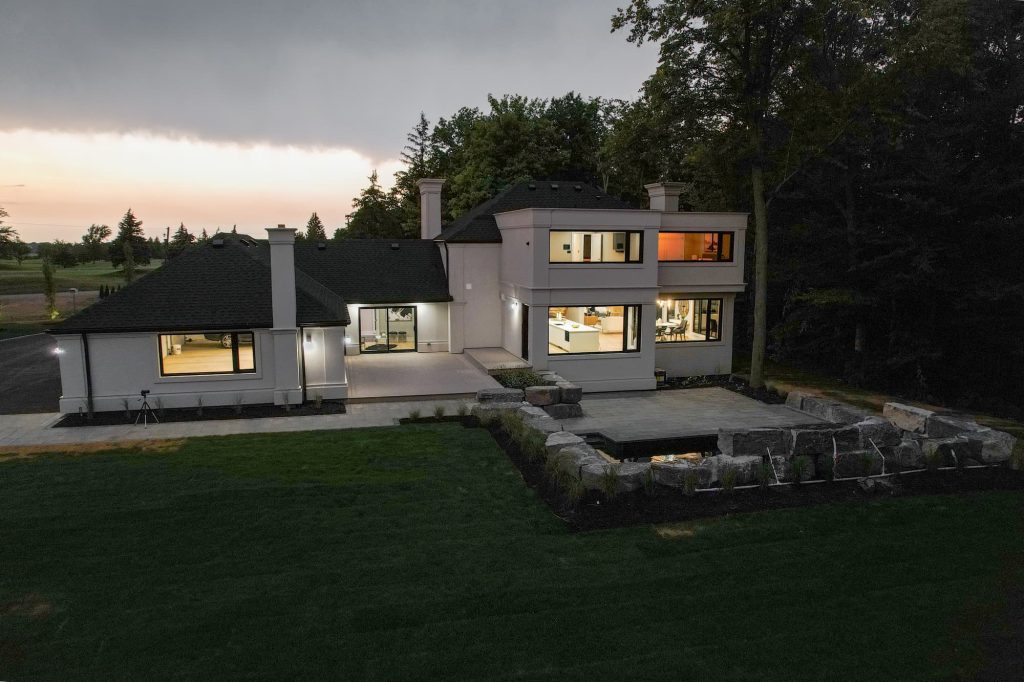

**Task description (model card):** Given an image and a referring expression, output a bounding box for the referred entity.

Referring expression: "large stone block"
[827,403,871,424]
[545,431,585,457]
[797,395,836,420]
[556,381,583,404]
[472,402,522,420]
[883,402,934,434]
[785,391,808,410]
[769,454,816,482]
[718,428,790,457]
[524,385,560,407]
[854,416,902,449]
[580,461,649,493]
[893,439,925,469]
[524,417,563,435]
[557,444,605,478]
[704,454,763,485]
[517,405,549,420]
[831,449,884,478]
[921,437,966,467]
[477,387,525,404]
[964,429,1018,464]
[925,414,986,439]
[789,425,859,455]
[543,403,584,419]
[651,460,716,489]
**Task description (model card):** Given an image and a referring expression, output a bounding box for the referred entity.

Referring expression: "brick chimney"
[266,225,297,328]
[417,178,445,239]
[644,182,686,212]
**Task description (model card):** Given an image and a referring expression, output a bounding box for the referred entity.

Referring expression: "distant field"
[0,258,163,296]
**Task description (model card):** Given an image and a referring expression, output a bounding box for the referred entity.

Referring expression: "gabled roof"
[52,236,350,334]
[294,239,451,304]
[437,180,636,243]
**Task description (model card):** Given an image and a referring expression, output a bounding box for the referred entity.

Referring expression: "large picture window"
[655,298,722,343]
[358,306,417,353]
[547,305,641,354]
[549,230,643,263]
[159,332,255,376]
[658,232,733,262]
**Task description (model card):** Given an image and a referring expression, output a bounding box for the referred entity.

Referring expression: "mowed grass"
[0,258,163,296]
[1,425,1022,680]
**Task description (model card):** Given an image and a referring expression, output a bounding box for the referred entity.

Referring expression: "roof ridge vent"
[527,182,536,190]
[573,184,582,192]
[550,183,559,190]
[316,241,327,250]
[211,237,225,248]
[390,242,400,250]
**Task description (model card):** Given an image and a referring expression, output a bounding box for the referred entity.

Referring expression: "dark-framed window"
[546,305,642,355]
[358,306,417,353]
[159,332,255,376]
[658,231,734,262]
[549,230,643,263]
[655,298,722,343]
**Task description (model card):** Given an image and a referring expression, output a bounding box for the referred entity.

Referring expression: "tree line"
[344,0,1023,417]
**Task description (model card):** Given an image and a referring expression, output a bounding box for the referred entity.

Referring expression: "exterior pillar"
[644,182,686,212]
[417,178,445,240]
[266,226,301,405]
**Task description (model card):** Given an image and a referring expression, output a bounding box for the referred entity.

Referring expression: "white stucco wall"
[654,293,736,377]
[445,243,501,350]
[302,326,348,400]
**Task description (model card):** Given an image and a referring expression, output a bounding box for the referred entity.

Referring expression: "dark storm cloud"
[0,0,656,157]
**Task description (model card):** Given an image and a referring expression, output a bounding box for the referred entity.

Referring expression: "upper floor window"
[159,332,255,376]
[658,232,733,262]
[549,230,643,263]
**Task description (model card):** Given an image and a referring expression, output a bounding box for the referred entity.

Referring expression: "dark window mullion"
[231,333,240,372]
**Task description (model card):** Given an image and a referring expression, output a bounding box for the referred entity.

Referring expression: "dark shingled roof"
[437,180,636,243]
[294,239,451,304]
[51,234,449,334]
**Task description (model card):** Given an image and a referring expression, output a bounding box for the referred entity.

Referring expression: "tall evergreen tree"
[391,113,433,235]
[168,223,195,258]
[305,212,327,241]
[109,208,150,269]
[346,171,404,239]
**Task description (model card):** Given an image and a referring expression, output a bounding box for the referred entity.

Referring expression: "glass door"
[358,306,417,353]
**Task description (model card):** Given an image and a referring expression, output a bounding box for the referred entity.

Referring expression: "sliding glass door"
[358,306,417,353]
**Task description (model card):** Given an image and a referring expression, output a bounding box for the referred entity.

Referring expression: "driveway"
[0,334,61,414]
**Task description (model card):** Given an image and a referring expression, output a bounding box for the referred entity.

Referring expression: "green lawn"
[0,258,163,295]
[2,425,1022,679]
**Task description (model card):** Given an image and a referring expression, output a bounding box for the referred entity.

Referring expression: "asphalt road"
[0,334,61,414]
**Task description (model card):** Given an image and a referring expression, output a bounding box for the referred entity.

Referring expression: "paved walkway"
[0,399,471,450]
[566,387,825,441]
[346,352,499,400]
[0,334,60,414]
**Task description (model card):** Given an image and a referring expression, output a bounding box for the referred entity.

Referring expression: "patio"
[345,352,501,401]
[559,387,827,441]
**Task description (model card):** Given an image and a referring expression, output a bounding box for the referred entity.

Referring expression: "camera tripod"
[135,392,160,425]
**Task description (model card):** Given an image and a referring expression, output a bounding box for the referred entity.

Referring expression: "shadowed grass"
[1,424,1022,680]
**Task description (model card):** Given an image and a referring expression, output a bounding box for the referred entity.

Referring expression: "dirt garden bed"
[54,401,346,427]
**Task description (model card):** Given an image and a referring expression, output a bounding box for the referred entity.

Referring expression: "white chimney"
[645,182,686,212]
[266,225,297,328]
[417,178,445,239]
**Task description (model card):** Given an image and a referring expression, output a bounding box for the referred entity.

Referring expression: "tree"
[167,223,195,258]
[391,112,434,235]
[12,241,30,265]
[614,1,819,389]
[198,228,209,244]
[305,212,327,241]
[42,258,58,319]
[0,207,19,259]
[51,240,78,268]
[121,240,136,282]
[81,224,112,262]
[109,209,150,269]
[345,171,404,238]
[332,227,348,240]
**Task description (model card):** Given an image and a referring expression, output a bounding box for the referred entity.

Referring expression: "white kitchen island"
[548,319,600,353]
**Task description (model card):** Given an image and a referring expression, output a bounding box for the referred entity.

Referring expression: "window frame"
[158,331,257,377]
[545,304,643,356]
[655,297,723,344]
[657,231,735,263]
[548,230,644,264]
[357,306,419,353]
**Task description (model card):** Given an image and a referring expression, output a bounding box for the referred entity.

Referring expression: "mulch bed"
[660,373,787,404]
[54,401,346,427]
[480,421,1024,532]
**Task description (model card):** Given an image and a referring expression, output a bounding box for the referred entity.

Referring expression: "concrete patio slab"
[345,352,501,400]
[559,387,827,442]
[465,347,531,372]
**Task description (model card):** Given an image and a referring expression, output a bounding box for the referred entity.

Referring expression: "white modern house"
[51,180,746,413]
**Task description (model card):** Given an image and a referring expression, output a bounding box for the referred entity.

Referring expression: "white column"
[644,182,686,212]
[417,178,445,239]
[266,226,301,405]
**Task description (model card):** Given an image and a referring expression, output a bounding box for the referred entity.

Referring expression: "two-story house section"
[433,180,748,393]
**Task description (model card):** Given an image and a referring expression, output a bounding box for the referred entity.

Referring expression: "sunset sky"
[0,1,656,242]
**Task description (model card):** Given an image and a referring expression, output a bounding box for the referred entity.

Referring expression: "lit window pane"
[547,305,640,354]
[159,332,256,375]
[655,298,723,342]
[658,233,733,261]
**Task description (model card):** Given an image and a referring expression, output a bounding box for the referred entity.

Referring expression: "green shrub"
[642,466,657,496]
[544,452,566,478]
[433,404,446,419]
[599,464,620,499]
[758,461,773,489]
[719,465,738,493]
[493,369,552,389]
[682,471,699,497]
[564,474,585,505]
[456,402,469,417]
[522,431,546,462]
[408,408,421,420]
[924,448,943,472]
[791,456,809,485]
